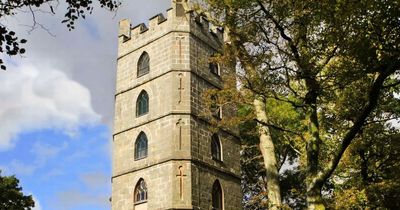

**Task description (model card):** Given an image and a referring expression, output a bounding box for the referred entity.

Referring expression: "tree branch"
[314,61,400,188]
[254,118,302,137]
[257,0,302,66]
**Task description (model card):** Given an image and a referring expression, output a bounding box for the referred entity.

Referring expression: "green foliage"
[238,105,269,209]
[0,171,35,210]
[331,126,400,209]
[279,169,306,209]
[239,102,303,209]
[204,0,400,208]
[0,0,120,70]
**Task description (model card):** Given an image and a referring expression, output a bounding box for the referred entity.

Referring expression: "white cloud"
[31,141,68,165]
[0,64,100,150]
[81,172,110,189]
[2,141,68,176]
[389,119,400,129]
[54,190,110,210]
[5,0,171,126]
[41,168,64,180]
[2,160,37,176]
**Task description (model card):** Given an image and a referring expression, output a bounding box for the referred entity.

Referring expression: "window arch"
[135,132,148,160]
[137,52,150,77]
[210,95,222,119]
[136,90,149,117]
[209,54,221,76]
[209,62,220,75]
[211,134,222,161]
[212,180,223,210]
[134,179,148,203]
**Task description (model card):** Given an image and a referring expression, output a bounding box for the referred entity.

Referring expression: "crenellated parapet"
[117,0,224,57]
[190,11,224,45]
[113,2,242,210]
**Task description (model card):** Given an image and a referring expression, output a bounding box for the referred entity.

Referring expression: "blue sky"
[0,126,111,210]
[0,1,170,209]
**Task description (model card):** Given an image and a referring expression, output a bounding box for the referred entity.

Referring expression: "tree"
[330,125,400,209]
[0,171,35,210]
[0,0,120,70]
[239,103,303,210]
[198,0,400,209]
[239,107,270,210]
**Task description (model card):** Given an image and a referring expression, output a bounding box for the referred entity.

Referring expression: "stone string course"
[112,1,241,209]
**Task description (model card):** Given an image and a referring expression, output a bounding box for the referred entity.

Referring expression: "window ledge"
[134,200,148,205]
[136,112,149,118]
[212,115,222,120]
[211,71,221,77]
[212,157,223,163]
[134,156,148,161]
[137,72,149,78]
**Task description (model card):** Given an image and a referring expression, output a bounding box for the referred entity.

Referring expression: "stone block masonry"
[112,1,241,209]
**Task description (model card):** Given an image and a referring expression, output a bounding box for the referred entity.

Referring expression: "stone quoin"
[112,1,242,209]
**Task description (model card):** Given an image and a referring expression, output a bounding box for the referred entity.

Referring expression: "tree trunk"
[254,97,282,210]
[304,103,325,210]
[358,149,369,185]
[307,184,325,210]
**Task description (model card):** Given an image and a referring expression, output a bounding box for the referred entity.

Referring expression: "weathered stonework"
[112,1,241,209]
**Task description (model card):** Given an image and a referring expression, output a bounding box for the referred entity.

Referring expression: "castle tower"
[112,1,241,209]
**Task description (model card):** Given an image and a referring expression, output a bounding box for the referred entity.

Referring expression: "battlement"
[113,2,242,210]
[118,0,224,48]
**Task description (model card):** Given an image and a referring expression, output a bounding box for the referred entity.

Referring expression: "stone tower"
[112,1,241,209]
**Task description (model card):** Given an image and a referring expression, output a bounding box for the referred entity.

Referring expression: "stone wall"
[191,164,242,210]
[112,161,192,210]
[112,1,242,209]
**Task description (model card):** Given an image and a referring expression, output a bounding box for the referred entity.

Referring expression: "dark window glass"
[210,95,222,119]
[211,134,222,161]
[136,91,149,116]
[135,132,148,160]
[212,180,223,210]
[137,52,150,77]
[209,62,219,75]
[134,179,148,203]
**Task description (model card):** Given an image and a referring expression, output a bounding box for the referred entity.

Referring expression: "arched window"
[209,55,220,76]
[209,62,220,75]
[135,132,148,160]
[136,90,149,117]
[137,52,150,77]
[211,134,222,161]
[134,179,148,203]
[212,180,223,210]
[210,95,222,119]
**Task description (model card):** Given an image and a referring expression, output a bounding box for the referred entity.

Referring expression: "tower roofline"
[118,1,224,45]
